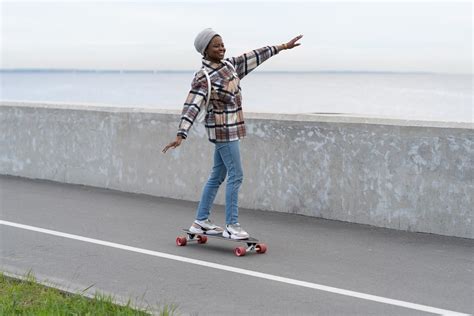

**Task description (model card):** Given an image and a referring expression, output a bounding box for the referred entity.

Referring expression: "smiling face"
[205,35,226,62]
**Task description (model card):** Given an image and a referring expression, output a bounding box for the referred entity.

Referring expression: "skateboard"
[176,229,267,257]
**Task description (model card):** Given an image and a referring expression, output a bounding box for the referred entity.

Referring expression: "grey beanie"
[194,28,219,55]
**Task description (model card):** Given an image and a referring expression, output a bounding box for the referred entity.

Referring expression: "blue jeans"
[195,140,243,225]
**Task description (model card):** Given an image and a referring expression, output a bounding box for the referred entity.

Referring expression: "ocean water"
[0,71,472,122]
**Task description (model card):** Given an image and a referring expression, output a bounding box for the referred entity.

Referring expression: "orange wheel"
[256,243,267,254]
[176,236,187,246]
[234,246,246,257]
[197,235,208,244]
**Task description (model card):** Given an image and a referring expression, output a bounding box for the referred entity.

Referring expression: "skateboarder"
[163,28,302,239]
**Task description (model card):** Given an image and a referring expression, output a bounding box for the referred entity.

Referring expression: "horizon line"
[0,68,466,75]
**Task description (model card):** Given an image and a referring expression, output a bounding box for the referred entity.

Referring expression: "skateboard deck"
[176,229,267,257]
[183,229,259,243]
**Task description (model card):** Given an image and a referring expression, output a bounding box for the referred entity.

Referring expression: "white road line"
[0,219,469,316]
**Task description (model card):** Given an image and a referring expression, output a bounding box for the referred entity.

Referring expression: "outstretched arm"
[229,35,303,79]
[277,34,303,51]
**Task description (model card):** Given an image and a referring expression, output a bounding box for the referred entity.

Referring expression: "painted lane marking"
[0,219,469,316]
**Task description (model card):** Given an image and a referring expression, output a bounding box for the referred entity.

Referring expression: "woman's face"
[205,36,226,62]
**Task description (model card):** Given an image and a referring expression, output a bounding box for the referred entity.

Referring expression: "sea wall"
[1,101,472,238]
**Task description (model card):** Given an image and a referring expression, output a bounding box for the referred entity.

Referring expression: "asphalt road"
[0,175,472,315]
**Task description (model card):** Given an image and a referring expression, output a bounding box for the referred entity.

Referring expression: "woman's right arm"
[162,73,208,153]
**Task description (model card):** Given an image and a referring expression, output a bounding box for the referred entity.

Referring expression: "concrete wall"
[1,101,472,238]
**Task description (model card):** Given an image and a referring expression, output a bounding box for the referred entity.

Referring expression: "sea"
[1,70,472,123]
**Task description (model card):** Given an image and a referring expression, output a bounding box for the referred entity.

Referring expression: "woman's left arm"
[230,35,303,79]
[276,34,303,52]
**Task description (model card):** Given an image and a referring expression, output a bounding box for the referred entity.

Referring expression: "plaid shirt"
[177,45,280,143]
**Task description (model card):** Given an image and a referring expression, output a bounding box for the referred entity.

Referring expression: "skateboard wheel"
[256,243,267,254]
[197,235,208,244]
[176,236,187,246]
[234,246,246,257]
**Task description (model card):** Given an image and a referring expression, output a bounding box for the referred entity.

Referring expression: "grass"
[0,271,178,315]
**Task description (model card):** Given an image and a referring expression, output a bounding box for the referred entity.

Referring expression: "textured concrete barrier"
[1,101,472,238]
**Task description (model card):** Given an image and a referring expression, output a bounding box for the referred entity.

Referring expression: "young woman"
[163,28,302,239]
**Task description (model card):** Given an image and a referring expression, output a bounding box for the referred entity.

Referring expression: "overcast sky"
[1,1,472,74]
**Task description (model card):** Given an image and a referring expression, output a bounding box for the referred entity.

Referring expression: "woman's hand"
[281,35,303,50]
[162,136,184,153]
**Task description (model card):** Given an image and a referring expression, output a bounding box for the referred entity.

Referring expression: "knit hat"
[194,28,219,55]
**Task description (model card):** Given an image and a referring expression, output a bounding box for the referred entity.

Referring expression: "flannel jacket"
[177,45,280,143]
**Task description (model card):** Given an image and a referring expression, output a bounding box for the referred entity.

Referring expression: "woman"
[163,28,302,239]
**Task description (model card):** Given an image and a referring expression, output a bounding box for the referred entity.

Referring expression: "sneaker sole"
[203,229,224,235]
[189,227,223,235]
[223,230,249,240]
[188,227,204,234]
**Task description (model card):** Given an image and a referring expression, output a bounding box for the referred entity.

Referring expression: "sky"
[1,1,472,74]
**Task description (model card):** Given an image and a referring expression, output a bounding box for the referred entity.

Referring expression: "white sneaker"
[189,219,224,235]
[223,223,249,240]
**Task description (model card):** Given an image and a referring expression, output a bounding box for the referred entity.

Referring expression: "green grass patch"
[0,272,178,315]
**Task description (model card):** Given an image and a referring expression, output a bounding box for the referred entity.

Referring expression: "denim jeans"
[195,140,243,225]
